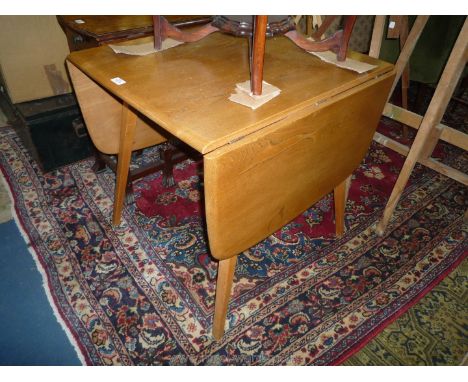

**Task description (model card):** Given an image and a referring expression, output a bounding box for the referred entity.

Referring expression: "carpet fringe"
[0,171,87,365]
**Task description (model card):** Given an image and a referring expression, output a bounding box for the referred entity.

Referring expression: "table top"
[67,33,393,154]
[58,16,211,39]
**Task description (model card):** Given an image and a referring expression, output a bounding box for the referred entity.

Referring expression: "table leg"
[334,175,351,237]
[112,103,137,226]
[212,256,237,340]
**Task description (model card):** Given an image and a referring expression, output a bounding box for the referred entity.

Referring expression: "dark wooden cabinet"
[12,94,93,172]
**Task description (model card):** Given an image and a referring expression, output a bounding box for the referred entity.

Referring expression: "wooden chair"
[152,15,355,237]
[152,15,357,95]
[151,15,354,236]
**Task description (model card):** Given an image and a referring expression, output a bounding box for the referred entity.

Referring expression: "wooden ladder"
[368,16,468,234]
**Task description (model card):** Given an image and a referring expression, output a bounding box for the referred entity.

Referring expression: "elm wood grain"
[67,62,167,154]
[68,34,392,155]
[67,34,395,338]
[376,18,468,235]
[62,18,196,211]
[203,71,394,260]
[151,15,354,93]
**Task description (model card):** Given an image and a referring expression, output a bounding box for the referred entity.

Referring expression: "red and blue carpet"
[0,118,466,365]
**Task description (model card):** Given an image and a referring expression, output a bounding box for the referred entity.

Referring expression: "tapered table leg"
[212,256,238,340]
[112,103,137,226]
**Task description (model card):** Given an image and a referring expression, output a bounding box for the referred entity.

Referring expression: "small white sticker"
[389,21,396,29]
[111,77,126,85]
[74,19,86,24]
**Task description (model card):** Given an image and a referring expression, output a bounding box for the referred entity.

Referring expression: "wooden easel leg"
[334,176,351,237]
[212,256,237,341]
[368,16,386,59]
[376,19,468,236]
[400,16,410,140]
[112,103,137,226]
[387,16,429,102]
[250,15,267,95]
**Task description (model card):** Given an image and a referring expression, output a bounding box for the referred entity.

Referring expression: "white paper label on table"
[111,77,126,85]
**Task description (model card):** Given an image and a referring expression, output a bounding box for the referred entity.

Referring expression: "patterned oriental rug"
[0,118,466,365]
[344,257,467,365]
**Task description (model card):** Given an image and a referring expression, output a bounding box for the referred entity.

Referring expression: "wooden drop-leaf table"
[67,33,395,340]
